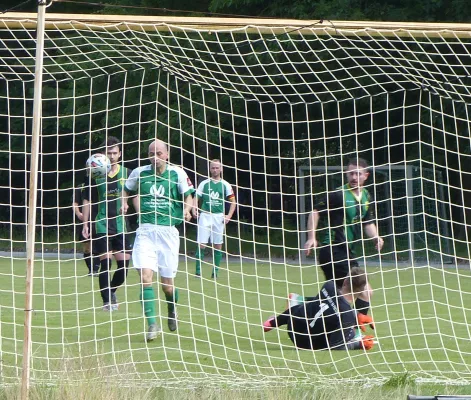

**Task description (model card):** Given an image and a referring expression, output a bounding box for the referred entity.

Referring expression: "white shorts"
[197,212,225,245]
[132,224,180,278]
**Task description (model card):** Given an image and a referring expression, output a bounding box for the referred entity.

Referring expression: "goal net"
[0,12,471,387]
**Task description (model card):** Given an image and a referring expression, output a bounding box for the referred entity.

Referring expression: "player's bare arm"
[131,195,139,214]
[364,223,384,251]
[184,194,194,221]
[120,190,130,214]
[73,202,83,221]
[304,209,319,255]
[225,196,236,224]
[192,195,199,219]
[81,200,90,239]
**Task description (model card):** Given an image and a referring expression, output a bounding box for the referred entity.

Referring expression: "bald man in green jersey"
[303,158,384,317]
[193,159,236,278]
[122,140,194,341]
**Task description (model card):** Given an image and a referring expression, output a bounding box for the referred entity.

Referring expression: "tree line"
[0,0,470,254]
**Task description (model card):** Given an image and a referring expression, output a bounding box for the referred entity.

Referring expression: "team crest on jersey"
[150,184,165,197]
[209,191,220,200]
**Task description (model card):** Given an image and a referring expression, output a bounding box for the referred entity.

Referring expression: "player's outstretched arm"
[304,210,319,255]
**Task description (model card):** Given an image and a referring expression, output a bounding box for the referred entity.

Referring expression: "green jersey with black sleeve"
[125,164,194,226]
[83,164,131,235]
[314,184,374,254]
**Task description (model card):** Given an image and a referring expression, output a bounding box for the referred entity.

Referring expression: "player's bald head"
[148,139,169,170]
[149,139,168,154]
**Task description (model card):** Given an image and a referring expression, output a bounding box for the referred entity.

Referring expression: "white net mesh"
[0,14,471,386]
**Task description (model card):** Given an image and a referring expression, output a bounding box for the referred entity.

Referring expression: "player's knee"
[139,269,153,285]
[161,285,173,296]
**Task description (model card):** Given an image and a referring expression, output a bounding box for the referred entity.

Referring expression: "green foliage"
[208,0,471,22]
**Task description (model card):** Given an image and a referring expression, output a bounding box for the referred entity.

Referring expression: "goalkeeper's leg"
[263,309,291,332]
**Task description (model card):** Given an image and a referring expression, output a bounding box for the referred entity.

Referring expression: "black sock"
[99,258,113,304]
[275,309,291,327]
[355,298,370,315]
[83,253,92,273]
[110,260,129,292]
[92,254,101,273]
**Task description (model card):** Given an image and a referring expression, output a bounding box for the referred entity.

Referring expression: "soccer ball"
[86,153,111,180]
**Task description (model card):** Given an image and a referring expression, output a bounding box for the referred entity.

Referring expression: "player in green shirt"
[194,159,236,278]
[303,158,384,316]
[82,136,132,312]
[122,139,194,341]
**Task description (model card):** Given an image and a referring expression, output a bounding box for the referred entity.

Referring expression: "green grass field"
[1,255,471,390]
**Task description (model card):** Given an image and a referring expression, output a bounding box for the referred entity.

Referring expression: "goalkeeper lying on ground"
[263,267,375,350]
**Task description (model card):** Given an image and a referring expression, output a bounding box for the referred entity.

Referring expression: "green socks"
[195,248,205,275]
[196,247,223,277]
[165,288,179,313]
[140,286,156,326]
[213,249,222,277]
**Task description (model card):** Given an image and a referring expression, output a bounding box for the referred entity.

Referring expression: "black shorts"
[318,244,359,287]
[91,233,133,255]
[75,222,95,242]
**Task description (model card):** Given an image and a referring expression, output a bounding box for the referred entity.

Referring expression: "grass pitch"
[1,255,471,389]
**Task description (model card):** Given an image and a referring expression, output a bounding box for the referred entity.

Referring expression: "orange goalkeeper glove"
[360,335,375,350]
[357,313,375,332]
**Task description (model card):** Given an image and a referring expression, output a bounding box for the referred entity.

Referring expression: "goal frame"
[1,8,469,393]
[298,165,451,264]
[3,12,471,36]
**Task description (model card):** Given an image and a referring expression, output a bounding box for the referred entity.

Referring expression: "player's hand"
[303,238,318,256]
[184,210,192,222]
[360,335,375,350]
[192,208,199,219]
[224,215,231,224]
[373,236,384,251]
[120,203,129,214]
[82,225,89,239]
[357,313,375,332]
